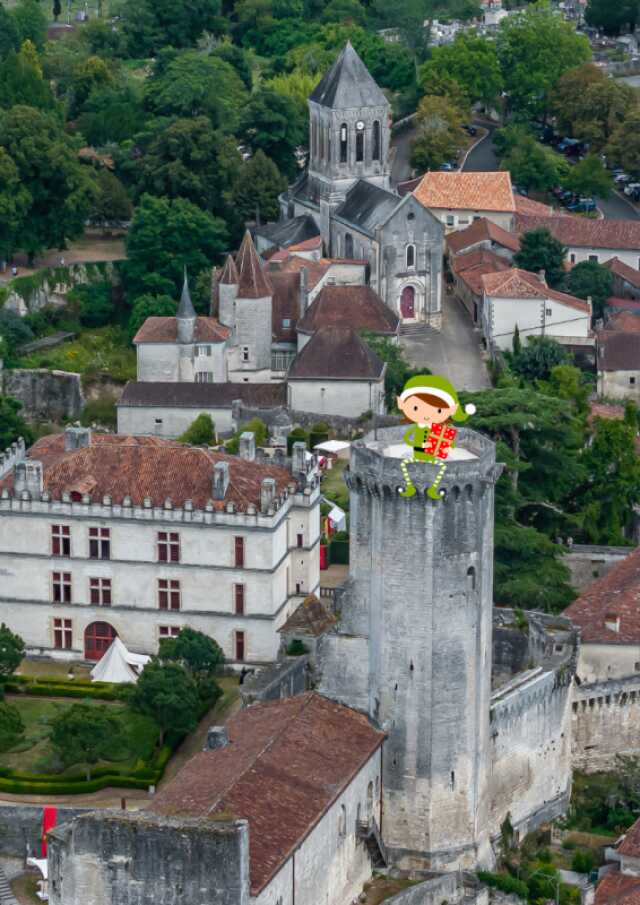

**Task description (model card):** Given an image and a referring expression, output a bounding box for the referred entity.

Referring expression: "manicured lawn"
[19,327,136,384]
[0,697,159,776]
[17,659,92,681]
[321,459,350,511]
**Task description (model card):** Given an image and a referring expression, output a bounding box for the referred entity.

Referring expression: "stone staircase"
[0,865,19,905]
[399,322,436,337]
[357,817,387,868]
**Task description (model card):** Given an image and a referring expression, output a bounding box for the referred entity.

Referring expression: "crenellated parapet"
[0,437,26,481]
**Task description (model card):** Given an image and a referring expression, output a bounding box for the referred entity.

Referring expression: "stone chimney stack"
[239,431,256,461]
[14,460,43,497]
[64,426,92,451]
[299,267,309,317]
[291,441,307,476]
[213,461,229,500]
[538,269,547,286]
[260,477,277,513]
[204,726,229,751]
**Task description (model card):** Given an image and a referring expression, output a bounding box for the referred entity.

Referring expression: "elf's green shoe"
[426,485,443,500]
[398,485,416,498]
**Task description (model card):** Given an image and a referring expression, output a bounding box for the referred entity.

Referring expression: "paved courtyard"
[400,289,491,392]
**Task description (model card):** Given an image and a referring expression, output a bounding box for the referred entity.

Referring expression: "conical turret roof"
[309,41,388,110]
[236,231,272,299]
[220,254,239,285]
[177,269,196,320]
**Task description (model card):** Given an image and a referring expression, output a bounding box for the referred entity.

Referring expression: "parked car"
[567,198,597,213]
[439,161,456,171]
[614,173,632,185]
[557,138,580,153]
[624,182,640,197]
[627,185,640,202]
[462,124,477,136]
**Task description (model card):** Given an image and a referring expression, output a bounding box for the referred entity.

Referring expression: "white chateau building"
[0,428,320,664]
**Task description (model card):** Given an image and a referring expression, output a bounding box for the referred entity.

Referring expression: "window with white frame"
[52,525,71,557]
[89,527,110,560]
[52,571,72,603]
[158,579,181,610]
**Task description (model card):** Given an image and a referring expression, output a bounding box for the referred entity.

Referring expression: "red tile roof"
[219,254,239,285]
[0,434,291,510]
[595,872,640,905]
[609,312,640,333]
[517,215,640,252]
[451,248,512,297]
[269,269,301,343]
[482,269,591,313]
[237,230,273,299]
[619,818,640,857]
[297,285,398,336]
[514,195,554,217]
[604,257,640,289]
[597,330,640,370]
[288,235,322,252]
[447,217,520,255]
[564,547,640,644]
[414,171,516,213]
[269,254,331,291]
[288,326,384,379]
[133,317,229,345]
[150,693,384,895]
[589,402,625,423]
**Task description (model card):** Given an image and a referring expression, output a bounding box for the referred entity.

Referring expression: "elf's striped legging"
[400,454,447,498]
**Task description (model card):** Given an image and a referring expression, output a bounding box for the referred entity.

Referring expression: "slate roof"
[268,269,301,343]
[595,873,640,905]
[150,693,385,895]
[278,595,337,637]
[597,330,640,370]
[118,381,287,409]
[605,256,640,289]
[297,285,398,336]
[309,41,388,110]
[237,230,273,298]
[288,326,384,380]
[0,433,291,509]
[255,216,320,251]
[482,269,591,313]
[517,215,640,251]
[564,547,640,644]
[451,248,512,297]
[447,217,520,255]
[133,317,230,344]
[334,180,399,235]
[414,171,516,213]
[176,274,196,320]
[619,818,640,857]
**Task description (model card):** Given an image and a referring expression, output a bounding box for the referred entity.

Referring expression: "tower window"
[467,566,476,591]
[356,121,364,163]
[340,123,348,164]
[344,233,354,258]
[406,244,415,269]
[372,120,381,161]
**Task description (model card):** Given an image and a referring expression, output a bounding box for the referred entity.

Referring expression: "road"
[390,125,416,186]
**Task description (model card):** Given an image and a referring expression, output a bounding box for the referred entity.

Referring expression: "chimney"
[260,477,277,513]
[64,426,92,451]
[204,726,229,751]
[299,267,309,317]
[14,460,43,497]
[292,441,307,476]
[213,461,229,500]
[538,270,547,286]
[239,431,256,461]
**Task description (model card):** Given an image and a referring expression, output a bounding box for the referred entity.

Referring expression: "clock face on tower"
[356,121,365,130]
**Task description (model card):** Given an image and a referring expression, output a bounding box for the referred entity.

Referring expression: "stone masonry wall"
[382,872,462,905]
[0,804,89,858]
[572,675,640,772]
[2,368,83,421]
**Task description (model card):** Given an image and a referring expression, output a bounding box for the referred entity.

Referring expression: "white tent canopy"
[90,637,151,684]
[314,440,351,455]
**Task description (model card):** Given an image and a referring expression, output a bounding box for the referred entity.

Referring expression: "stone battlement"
[0,437,26,481]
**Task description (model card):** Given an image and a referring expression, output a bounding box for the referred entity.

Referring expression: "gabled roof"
[619,818,640,857]
[219,254,239,286]
[150,693,385,895]
[595,873,640,905]
[605,256,640,289]
[267,253,332,291]
[564,547,640,644]
[255,215,320,251]
[268,269,301,343]
[609,311,640,333]
[451,248,512,297]
[118,381,287,410]
[517,214,640,252]
[447,217,520,255]
[278,595,337,637]
[309,41,388,110]
[514,195,554,217]
[297,285,398,336]
[413,171,516,213]
[597,330,640,370]
[288,326,384,380]
[236,230,273,299]
[334,179,399,235]
[133,317,230,345]
[482,268,591,313]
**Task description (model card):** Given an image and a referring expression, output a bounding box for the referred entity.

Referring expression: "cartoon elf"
[396,375,476,500]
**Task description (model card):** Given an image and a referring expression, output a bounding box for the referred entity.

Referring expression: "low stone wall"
[233,402,400,438]
[2,368,84,421]
[240,655,309,706]
[561,544,633,593]
[383,872,462,905]
[0,804,90,858]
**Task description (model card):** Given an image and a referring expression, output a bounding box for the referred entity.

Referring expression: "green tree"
[10,0,47,50]
[585,0,640,34]
[77,83,145,146]
[565,154,613,200]
[130,660,200,745]
[0,106,97,263]
[211,42,252,91]
[145,52,247,134]
[372,0,433,68]
[90,169,133,231]
[496,1,591,121]
[419,32,503,108]
[561,260,613,321]
[553,64,637,149]
[230,150,287,225]
[514,228,567,287]
[361,332,425,409]
[410,93,466,171]
[124,194,227,304]
[321,0,366,23]
[0,622,25,685]
[500,132,568,192]
[128,294,177,340]
[0,309,33,360]
[50,703,123,780]
[606,110,640,177]
[510,336,570,382]
[0,702,24,752]
[158,627,224,679]
[240,88,306,179]
[178,414,216,446]
[53,0,61,21]
[0,41,54,110]
[119,0,224,57]
[0,397,33,448]
[69,54,114,117]
[0,147,30,261]
[71,281,116,328]
[0,6,20,61]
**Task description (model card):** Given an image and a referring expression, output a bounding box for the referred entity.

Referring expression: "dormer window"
[605,613,620,633]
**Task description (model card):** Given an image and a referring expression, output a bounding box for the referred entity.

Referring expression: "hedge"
[477,872,528,900]
[329,538,349,564]
[5,679,122,701]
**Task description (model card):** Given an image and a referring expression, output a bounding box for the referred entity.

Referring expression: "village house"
[410,171,518,233]
[604,257,640,301]
[0,427,320,665]
[446,216,521,263]
[596,330,640,402]
[450,248,512,325]
[594,816,640,905]
[295,284,399,351]
[517,215,640,271]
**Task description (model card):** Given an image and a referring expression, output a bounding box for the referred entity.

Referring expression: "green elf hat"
[398,374,476,422]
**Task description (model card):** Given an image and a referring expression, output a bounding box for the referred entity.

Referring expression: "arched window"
[339,804,347,837]
[344,233,354,258]
[356,121,365,163]
[406,244,415,269]
[372,120,381,161]
[367,780,374,817]
[467,566,476,591]
[340,122,348,163]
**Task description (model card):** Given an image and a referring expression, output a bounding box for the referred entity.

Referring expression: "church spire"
[236,230,272,299]
[309,41,388,109]
[176,267,197,343]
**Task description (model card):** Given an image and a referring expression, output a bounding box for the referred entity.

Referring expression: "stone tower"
[319,426,502,870]
[307,41,391,204]
[233,230,273,375]
[176,271,196,344]
[218,253,239,330]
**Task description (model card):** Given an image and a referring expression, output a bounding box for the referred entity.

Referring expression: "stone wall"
[2,262,115,316]
[0,804,89,858]
[234,403,401,436]
[382,872,462,905]
[572,674,640,772]
[2,368,83,421]
[561,544,632,593]
[48,811,250,905]
[240,655,309,705]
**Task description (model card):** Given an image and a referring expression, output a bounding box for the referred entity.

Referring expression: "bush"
[478,871,528,900]
[330,537,349,564]
[286,639,308,656]
[0,702,24,752]
[70,282,116,328]
[81,395,118,430]
[178,414,216,446]
[287,427,309,454]
[571,850,595,874]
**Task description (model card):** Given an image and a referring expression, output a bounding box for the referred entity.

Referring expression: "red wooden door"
[400,286,415,319]
[84,621,117,661]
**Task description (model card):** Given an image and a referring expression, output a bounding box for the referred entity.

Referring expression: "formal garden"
[0,623,236,795]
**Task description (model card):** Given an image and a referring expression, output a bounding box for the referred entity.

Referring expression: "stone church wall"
[571,674,640,772]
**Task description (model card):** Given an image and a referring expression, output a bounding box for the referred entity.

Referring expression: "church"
[272,42,445,329]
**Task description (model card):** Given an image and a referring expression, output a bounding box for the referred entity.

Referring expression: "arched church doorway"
[400,285,416,320]
[84,621,117,661]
